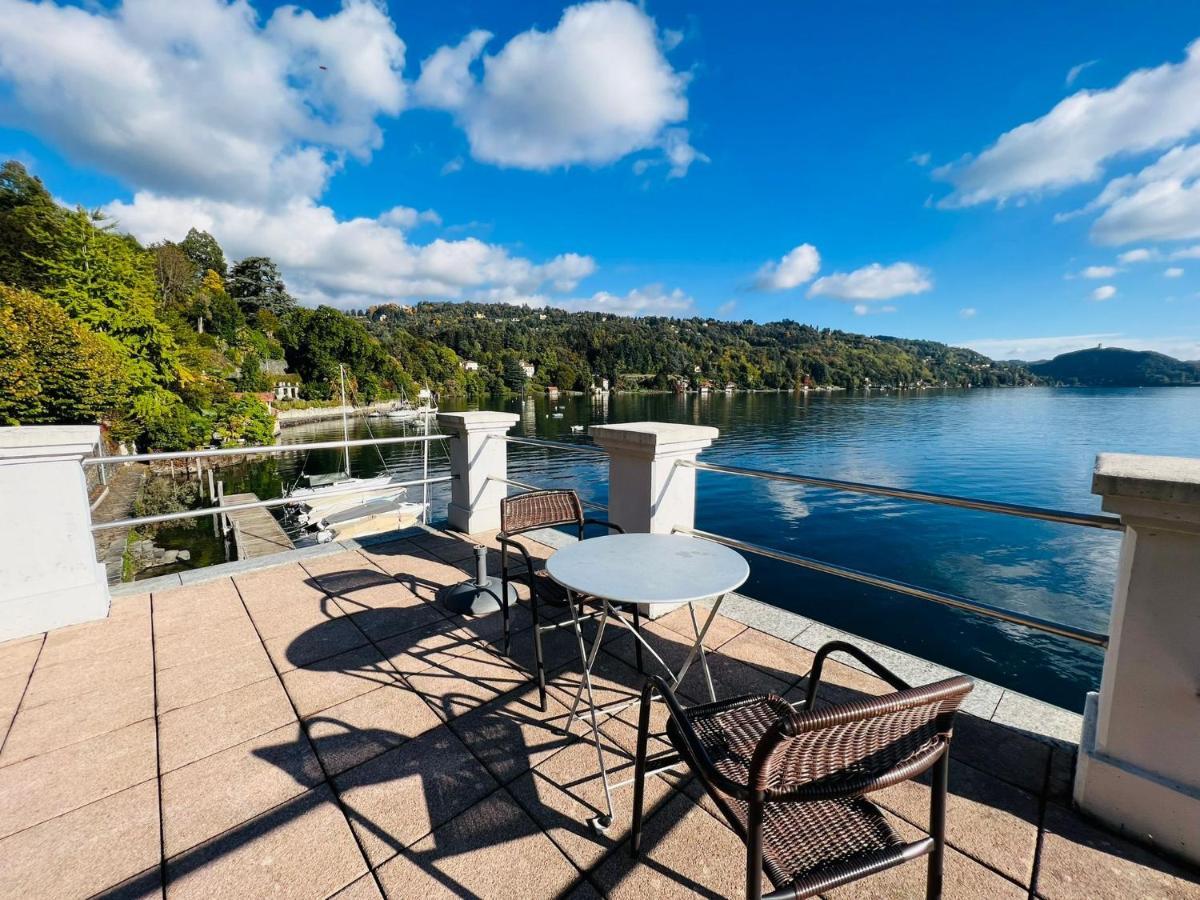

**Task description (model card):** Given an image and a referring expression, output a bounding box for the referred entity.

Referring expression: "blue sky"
[2,1,1200,360]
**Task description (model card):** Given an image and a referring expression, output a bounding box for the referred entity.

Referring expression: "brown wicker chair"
[631,640,973,900]
[497,489,634,710]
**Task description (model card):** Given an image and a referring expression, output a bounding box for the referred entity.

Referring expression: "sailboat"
[284,366,423,531]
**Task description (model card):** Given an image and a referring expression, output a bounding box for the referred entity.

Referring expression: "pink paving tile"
[0,780,161,899]
[333,725,498,865]
[158,675,297,773]
[160,722,324,856]
[0,718,156,839]
[164,785,368,900]
[374,790,579,900]
[0,672,154,763]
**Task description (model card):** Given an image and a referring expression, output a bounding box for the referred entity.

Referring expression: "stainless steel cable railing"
[91,475,453,532]
[83,432,450,467]
[673,526,1108,647]
[677,459,1123,531]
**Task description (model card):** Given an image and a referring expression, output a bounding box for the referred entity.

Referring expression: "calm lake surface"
[192,387,1200,711]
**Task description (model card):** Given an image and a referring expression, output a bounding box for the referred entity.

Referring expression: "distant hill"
[1029,347,1200,386]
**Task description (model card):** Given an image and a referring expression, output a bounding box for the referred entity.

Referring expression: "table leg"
[672,594,727,702]
[565,597,610,731]
[688,601,718,702]
[564,591,615,832]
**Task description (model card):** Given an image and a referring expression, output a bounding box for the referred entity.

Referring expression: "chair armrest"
[496,534,537,593]
[641,675,760,801]
[802,640,911,710]
[583,517,625,534]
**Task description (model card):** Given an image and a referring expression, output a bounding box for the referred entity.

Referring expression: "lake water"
[172,387,1200,711]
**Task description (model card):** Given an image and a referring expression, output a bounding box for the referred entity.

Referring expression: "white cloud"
[852,303,898,316]
[1065,59,1098,86]
[1171,244,1200,258]
[716,300,737,316]
[910,151,931,166]
[378,206,441,229]
[964,333,1200,361]
[753,244,821,291]
[0,0,407,205]
[808,262,933,301]
[1118,247,1159,263]
[937,39,1200,208]
[959,307,977,318]
[1080,265,1118,278]
[1092,284,1117,301]
[1087,142,1200,244]
[440,156,465,175]
[1165,266,1185,277]
[103,192,596,308]
[413,1,699,175]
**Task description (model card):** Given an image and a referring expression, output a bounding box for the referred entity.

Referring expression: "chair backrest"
[754,675,973,802]
[500,489,584,535]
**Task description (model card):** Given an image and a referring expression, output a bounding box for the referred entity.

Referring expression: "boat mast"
[340,364,351,477]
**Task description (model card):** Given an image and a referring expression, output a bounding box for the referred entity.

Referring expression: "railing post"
[0,425,111,641]
[437,411,520,535]
[589,422,718,534]
[1075,452,1200,865]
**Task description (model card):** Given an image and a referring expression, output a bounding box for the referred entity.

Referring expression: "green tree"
[0,160,62,292]
[151,242,197,312]
[211,395,275,446]
[0,285,130,426]
[179,228,227,279]
[229,256,295,316]
[29,206,181,389]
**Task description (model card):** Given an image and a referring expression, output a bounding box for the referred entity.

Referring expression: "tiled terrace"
[1,527,1198,899]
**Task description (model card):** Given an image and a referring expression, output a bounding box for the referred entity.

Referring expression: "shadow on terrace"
[1,528,1198,898]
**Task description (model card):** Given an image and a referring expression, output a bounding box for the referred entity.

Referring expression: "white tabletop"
[544,533,749,605]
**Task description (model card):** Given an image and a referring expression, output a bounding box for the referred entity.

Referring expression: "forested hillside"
[1029,348,1200,386]
[0,159,1034,452]
[370,302,1033,392]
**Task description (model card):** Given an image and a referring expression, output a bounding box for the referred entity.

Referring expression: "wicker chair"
[631,640,974,900]
[497,489,633,710]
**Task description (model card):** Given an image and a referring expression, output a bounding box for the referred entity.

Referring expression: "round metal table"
[545,532,750,830]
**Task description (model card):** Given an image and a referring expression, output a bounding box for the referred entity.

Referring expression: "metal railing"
[92,475,453,532]
[674,527,1108,648]
[83,433,449,467]
[89,433,453,533]
[676,458,1115,647]
[499,435,606,455]
[489,476,608,512]
[678,459,1123,531]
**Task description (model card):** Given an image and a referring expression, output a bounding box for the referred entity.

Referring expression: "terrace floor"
[1,527,1198,899]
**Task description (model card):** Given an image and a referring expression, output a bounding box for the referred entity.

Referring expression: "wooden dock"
[224,493,295,560]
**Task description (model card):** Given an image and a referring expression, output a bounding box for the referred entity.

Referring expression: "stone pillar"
[0,426,110,641]
[437,411,520,535]
[1075,452,1200,865]
[589,422,718,535]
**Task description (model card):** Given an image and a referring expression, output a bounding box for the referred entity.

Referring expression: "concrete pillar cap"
[0,425,101,463]
[589,422,718,458]
[1093,452,1200,530]
[436,411,520,432]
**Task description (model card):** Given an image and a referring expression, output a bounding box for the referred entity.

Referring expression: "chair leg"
[529,590,548,712]
[500,573,512,657]
[746,795,765,900]
[630,680,654,858]
[926,750,949,900]
[632,604,645,674]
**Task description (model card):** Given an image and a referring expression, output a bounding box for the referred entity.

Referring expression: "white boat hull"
[286,475,410,521]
